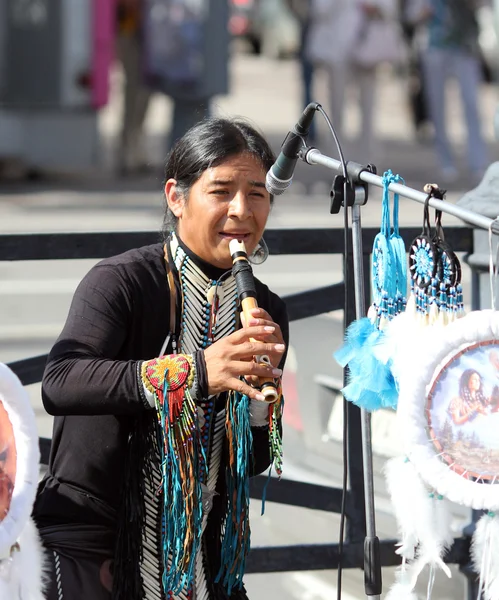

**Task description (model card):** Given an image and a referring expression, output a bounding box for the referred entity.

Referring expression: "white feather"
[385,581,421,600]
[408,494,453,582]
[367,303,377,323]
[471,512,499,600]
[375,312,423,383]
[428,300,439,326]
[432,494,454,552]
[405,292,417,318]
[0,519,47,600]
[384,455,454,597]
[417,492,453,573]
[384,457,432,560]
[385,564,421,600]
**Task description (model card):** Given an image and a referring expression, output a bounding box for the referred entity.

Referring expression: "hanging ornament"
[431,208,463,325]
[389,216,499,597]
[0,363,46,600]
[384,185,464,387]
[408,189,439,324]
[384,187,478,599]
[335,170,407,411]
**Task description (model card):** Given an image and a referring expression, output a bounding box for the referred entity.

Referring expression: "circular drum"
[398,310,499,510]
[0,363,40,558]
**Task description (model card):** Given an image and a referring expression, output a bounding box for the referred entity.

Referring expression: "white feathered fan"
[0,362,46,599]
[391,310,499,600]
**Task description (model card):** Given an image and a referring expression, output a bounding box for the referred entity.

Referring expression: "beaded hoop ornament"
[407,186,456,326]
[370,169,407,327]
[434,210,461,287]
[408,193,437,291]
[431,209,464,324]
[335,170,407,412]
[406,186,464,326]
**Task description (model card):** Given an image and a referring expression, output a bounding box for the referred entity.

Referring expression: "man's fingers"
[246,317,277,329]
[232,341,285,359]
[231,360,282,379]
[229,377,267,402]
[233,325,276,342]
[243,316,284,343]
[247,333,279,344]
[247,307,272,321]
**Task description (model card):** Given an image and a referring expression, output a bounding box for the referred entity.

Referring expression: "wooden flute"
[229,238,279,403]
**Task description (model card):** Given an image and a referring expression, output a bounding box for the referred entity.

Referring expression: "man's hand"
[203,324,285,401]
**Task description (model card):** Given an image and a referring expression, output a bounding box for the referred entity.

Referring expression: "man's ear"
[164,179,184,218]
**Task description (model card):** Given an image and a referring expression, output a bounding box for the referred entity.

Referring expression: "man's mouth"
[219,232,251,241]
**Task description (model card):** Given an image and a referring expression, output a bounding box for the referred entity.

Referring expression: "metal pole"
[351,203,382,599]
[304,149,499,234]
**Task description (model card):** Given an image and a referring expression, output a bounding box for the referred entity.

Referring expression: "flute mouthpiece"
[229,238,247,257]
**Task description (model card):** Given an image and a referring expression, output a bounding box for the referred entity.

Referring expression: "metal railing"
[2,226,475,578]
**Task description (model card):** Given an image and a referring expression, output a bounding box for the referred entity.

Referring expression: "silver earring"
[249,238,269,265]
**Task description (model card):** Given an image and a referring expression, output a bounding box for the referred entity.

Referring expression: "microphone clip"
[330,163,377,214]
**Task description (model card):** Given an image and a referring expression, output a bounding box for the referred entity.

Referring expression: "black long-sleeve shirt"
[33,243,289,534]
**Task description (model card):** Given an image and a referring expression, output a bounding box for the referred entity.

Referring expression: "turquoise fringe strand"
[157,372,206,595]
[216,391,253,595]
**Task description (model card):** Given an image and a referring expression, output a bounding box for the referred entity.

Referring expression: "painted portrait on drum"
[425,341,499,482]
[0,398,16,520]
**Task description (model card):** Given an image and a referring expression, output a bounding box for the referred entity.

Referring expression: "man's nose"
[228,192,251,219]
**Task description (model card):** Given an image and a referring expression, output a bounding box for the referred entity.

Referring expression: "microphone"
[265,102,320,196]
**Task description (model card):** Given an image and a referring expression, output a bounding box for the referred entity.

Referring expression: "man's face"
[166,153,271,270]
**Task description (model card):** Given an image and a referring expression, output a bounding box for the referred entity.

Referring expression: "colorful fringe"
[216,391,253,594]
[216,383,284,594]
[141,354,206,594]
[142,356,285,596]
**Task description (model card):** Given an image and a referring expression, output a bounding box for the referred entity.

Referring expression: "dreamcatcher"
[385,210,499,600]
[381,185,465,387]
[334,169,406,411]
[407,185,463,327]
[0,363,45,600]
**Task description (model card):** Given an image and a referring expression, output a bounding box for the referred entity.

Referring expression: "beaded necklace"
[170,233,238,354]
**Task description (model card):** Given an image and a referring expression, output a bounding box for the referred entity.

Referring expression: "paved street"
[1,49,497,599]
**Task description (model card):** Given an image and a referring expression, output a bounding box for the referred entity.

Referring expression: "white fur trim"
[397,310,499,510]
[0,363,40,556]
[0,517,47,599]
[471,512,499,600]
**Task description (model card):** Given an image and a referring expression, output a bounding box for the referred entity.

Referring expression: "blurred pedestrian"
[116,0,152,176]
[399,0,432,140]
[306,0,402,165]
[406,0,490,182]
[141,0,230,153]
[286,0,317,141]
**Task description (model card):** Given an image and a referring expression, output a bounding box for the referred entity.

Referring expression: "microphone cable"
[314,105,350,600]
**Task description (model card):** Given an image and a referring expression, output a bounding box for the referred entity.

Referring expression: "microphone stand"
[296,144,499,600]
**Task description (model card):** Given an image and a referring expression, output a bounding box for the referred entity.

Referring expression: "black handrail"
[3,226,474,575]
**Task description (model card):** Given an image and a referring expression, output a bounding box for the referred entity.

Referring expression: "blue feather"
[335,320,398,411]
